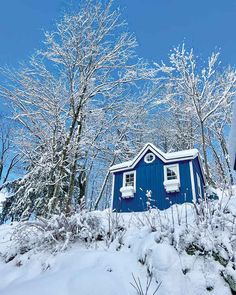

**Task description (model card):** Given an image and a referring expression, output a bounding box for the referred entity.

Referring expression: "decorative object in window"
[120,171,136,198]
[144,152,155,164]
[166,166,178,180]
[163,164,180,192]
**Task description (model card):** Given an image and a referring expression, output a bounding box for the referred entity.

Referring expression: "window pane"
[167,167,177,180]
[147,154,153,161]
[125,173,134,186]
[145,153,155,163]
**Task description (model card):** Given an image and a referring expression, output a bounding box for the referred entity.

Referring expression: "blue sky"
[1,0,236,67]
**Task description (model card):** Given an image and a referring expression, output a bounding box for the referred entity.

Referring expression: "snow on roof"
[164,148,199,160]
[109,143,199,172]
[108,160,133,171]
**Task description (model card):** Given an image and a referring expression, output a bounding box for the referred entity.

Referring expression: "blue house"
[110,143,205,212]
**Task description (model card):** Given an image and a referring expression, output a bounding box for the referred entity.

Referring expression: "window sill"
[120,186,135,198]
[163,179,180,193]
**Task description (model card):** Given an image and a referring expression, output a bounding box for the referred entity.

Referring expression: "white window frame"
[164,164,180,182]
[144,152,156,164]
[196,173,202,198]
[123,170,136,192]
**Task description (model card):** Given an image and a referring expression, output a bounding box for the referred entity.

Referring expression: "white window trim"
[164,164,180,182]
[144,152,156,164]
[196,173,202,198]
[123,170,136,192]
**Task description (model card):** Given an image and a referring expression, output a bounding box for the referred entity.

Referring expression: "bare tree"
[0,117,19,186]
[0,0,155,219]
[156,44,236,185]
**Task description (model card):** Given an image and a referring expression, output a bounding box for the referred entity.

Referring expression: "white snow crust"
[1,192,236,295]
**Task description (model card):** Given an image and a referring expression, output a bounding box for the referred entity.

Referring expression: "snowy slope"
[0,196,236,295]
[0,248,149,295]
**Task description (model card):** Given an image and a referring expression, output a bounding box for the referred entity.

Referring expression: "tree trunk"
[65,109,85,214]
[200,121,211,184]
[94,156,116,210]
[219,134,234,186]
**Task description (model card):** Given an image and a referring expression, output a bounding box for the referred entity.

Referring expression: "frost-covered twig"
[130,273,161,295]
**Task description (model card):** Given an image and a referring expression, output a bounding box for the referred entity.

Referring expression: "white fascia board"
[109,160,132,172]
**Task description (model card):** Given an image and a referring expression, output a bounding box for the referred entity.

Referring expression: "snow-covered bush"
[6,213,106,258]
[2,209,129,262]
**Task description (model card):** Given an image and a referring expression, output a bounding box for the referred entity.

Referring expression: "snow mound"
[1,194,236,295]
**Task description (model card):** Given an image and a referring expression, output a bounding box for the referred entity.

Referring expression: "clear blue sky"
[0,0,236,66]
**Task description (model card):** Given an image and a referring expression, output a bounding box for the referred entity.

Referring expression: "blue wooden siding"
[192,157,205,201]
[112,150,194,212]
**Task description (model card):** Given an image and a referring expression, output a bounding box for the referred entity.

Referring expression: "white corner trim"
[110,174,115,209]
[122,170,136,192]
[189,161,196,203]
[196,173,203,199]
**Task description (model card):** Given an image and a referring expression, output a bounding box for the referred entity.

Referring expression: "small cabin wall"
[112,150,194,212]
[192,157,205,201]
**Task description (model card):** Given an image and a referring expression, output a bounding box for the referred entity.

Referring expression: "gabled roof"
[109,143,199,173]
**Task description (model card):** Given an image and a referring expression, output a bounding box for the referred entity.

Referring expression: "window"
[144,152,155,164]
[123,171,136,191]
[165,165,179,181]
[120,171,136,198]
[196,173,202,198]
[163,164,180,192]
[125,173,134,187]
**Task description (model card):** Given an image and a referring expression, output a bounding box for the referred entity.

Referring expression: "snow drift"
[1,193,236,295]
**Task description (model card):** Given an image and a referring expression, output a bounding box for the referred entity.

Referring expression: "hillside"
[0,191,236,295]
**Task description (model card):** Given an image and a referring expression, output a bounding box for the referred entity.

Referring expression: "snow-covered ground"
[1,193,236,295]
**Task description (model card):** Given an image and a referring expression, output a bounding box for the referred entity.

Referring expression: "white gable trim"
[131,144,166,167]
[189,161,196,203]
[110,143,199,173]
